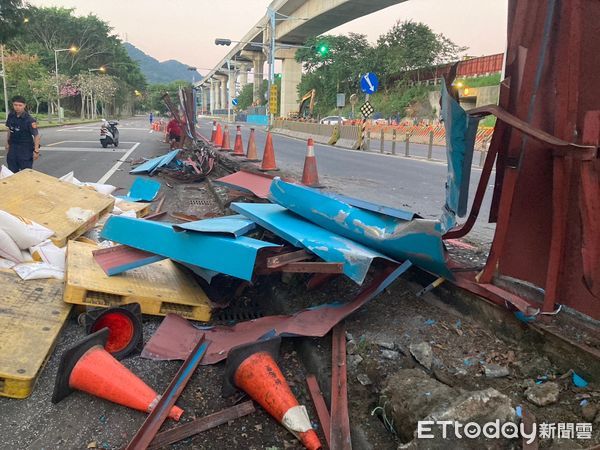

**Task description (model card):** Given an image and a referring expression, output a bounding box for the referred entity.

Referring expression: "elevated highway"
[196,0,406,117]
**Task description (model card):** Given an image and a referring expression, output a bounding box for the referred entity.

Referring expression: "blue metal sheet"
[173,215,256,237]
[231,202,393,284]
[317,191,418,221]
[116,177,161,202]
[268,178,452,279]
[100,216,279,281]
[440,82,480,230]
[130,150,180,175]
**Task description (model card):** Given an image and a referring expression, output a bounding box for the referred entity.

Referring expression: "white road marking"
[40,147,127,153]
[46,140,66,147]
[97,142,140,184]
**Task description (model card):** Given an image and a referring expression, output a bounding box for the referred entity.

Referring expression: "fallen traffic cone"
[224,337,321,450]
[232,125,245,156]
[52,328,183,421]
[259,132,279,171]
[301,138,322,187]
[210,120,217,143]
[214,123,224,147]
[245,128,260,162]
[83,303,143,360]
[221,125,232,151]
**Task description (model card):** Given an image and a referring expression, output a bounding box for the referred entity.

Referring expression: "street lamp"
[88,66,106,74]
[54,46,78,122]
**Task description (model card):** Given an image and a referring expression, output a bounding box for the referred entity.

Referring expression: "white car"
[320,116,346,125]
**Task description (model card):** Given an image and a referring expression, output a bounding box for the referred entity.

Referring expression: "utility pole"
[1,44,8,116]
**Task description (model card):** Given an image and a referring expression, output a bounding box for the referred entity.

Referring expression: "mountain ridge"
[123,42,202,85]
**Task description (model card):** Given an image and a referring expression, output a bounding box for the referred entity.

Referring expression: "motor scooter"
[100,120,119,148]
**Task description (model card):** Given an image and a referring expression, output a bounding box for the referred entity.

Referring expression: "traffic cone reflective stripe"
[214,123,224,147]
[221,125,232,151]
[232,125,245,156]
[210,121,217,143]
[225,338,321,450]
[246,128,260,161]
[260,132,278,171]
[301,138,321,187]
[52,329,183,421]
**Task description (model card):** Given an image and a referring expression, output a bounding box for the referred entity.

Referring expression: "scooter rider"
[4,95,41,173]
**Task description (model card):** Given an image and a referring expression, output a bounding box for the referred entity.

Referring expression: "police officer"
[4,95,40,173]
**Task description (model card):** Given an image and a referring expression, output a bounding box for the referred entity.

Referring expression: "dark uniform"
[5,111,39,172]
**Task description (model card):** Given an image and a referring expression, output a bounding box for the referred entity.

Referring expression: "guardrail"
[271,119,493,166]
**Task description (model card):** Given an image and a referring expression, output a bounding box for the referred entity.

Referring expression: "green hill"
[123,42,202,84]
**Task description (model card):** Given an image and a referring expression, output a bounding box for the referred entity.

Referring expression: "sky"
[28,0,508,76]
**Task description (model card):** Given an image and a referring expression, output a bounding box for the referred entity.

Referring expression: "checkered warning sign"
[360,100,374,118]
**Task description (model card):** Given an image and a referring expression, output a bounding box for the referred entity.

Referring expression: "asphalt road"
[196,118,496,243]
[0,116,496,243]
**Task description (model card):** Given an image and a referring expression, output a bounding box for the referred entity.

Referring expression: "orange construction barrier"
[224,338,321,450]
[259,132,278,171]
[214,123,224,147]
[52,329,183,421]
[301,138,321,187]
[221,125,232,151]
[232,125,245,156]
[210,120,217,143]
[246,128,260,162]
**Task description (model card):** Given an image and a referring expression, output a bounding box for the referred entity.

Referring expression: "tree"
[3,52,46,107]
[8,6,146,107]
[377,20,466,86]
[295,33,372,115]
[237,83,253,110]
[0,0,27,43]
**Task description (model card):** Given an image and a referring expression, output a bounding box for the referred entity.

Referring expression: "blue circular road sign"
[232,98,239,106]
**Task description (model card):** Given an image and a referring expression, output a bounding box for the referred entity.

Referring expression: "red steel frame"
[444,0,600,320]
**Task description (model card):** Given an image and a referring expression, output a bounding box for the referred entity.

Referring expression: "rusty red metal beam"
[330,323,351,450]
[266,250,312,268]
[306,375,331,449]
[147,401,255,449]
[92,245,166,276]
[126,335,208,450]
[281,262,344,274]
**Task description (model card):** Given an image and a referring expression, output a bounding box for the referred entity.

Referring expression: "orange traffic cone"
[301,138,322,187]
[232,125,245,156]
[245,128,260,162]
[224,338,321,450]
[52,328,183,421]
[214,123,224,147]
[221,125,232,151]
[210,120,217,143]
[260,132,279,171]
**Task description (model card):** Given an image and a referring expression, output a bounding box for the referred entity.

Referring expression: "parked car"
[320,115,346,125]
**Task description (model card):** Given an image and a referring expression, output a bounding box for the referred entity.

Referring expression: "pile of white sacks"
[0,165,138,281]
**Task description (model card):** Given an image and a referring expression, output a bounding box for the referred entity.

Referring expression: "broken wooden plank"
[330,323,351,450]
[306,374,331,449]
[147,401,255,449]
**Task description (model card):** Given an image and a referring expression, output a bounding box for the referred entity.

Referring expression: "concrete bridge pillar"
[252,54,265,104]
[210,80,216,113]
[279,49,302,118]
[217,75,228,112]
[238,63,249,87]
